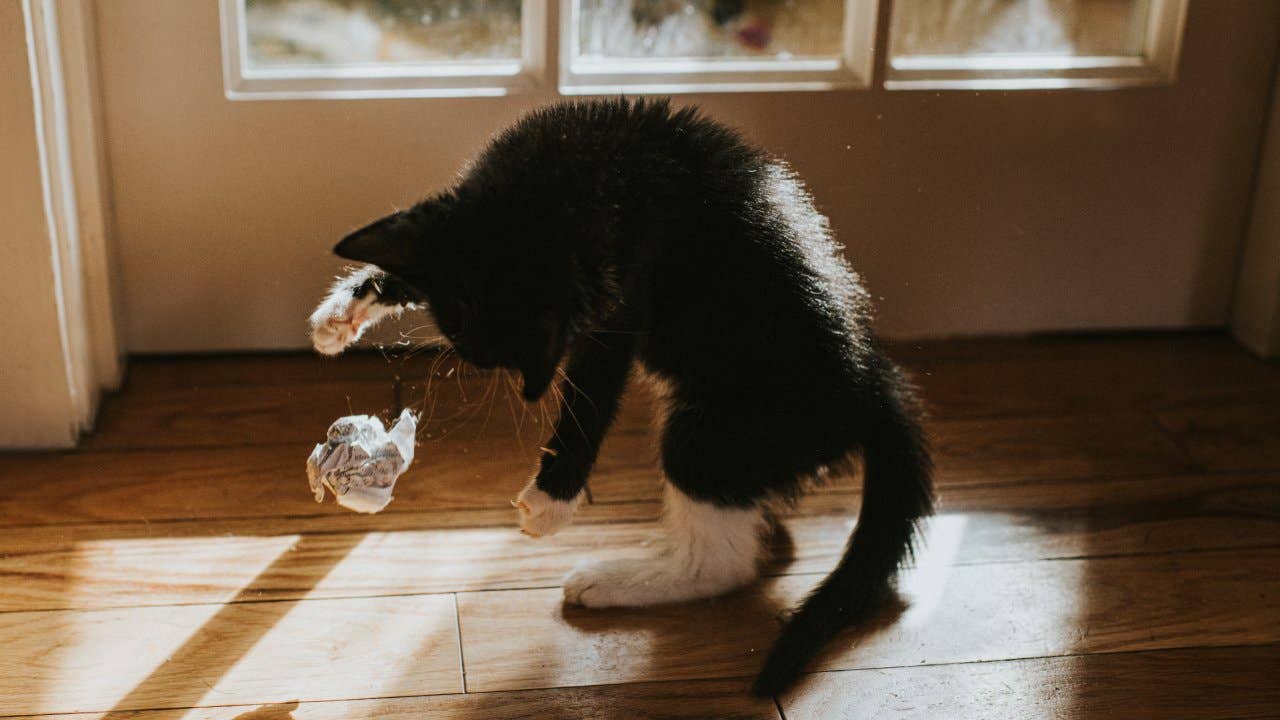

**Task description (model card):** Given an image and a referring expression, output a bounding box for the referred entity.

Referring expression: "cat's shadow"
[551,583,907,712]
[548,520,908,704]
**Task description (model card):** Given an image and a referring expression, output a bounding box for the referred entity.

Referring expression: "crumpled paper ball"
[307,408,417,514]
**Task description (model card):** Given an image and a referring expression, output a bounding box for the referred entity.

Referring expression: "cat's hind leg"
[562,394,824,608]
[563,483,768,607]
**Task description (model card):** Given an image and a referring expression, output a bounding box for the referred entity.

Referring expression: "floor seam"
[453,592,468,694]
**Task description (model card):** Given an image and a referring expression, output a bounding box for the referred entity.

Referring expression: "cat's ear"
[333,212,421,277]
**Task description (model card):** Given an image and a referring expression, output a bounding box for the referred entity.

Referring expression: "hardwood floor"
[0,333,1277,719]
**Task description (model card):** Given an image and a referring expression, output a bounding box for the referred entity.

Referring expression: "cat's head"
[333,197,578,402]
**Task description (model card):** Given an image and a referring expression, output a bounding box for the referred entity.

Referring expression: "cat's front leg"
[514,457,587,538]
[310,264,418,355]
[515,334,634,536]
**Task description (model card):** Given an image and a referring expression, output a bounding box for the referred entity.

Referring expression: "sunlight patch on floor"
[197,593,461,708]
[900,514,969,627]
[60,535,301,609]
[16,601,228,716]
[8,538,297,715]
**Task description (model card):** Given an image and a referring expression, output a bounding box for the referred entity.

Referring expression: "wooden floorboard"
[455,549,1280,693]
[0,427,660,527]
[0,407,1192,527]
[121,351,440,393]
[0,594,462,716]
[1,473,1275,613]
[2,334,1276,718]
[1157,400,1280,474]
[85,353,653,453]
[786,471,1280,571]
[926,411,1195,486]
[781,645,1280,720]
[10,679,779,720]
[896,333,1280,419]
[124,333,1280,418]
[82,381,394,451]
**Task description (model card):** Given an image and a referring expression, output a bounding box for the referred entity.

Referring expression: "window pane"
[243,0,523,67]
[574,0,847,61]
[891,0,1151,58]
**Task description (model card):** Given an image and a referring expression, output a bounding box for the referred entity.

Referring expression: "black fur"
[331,98,934,695]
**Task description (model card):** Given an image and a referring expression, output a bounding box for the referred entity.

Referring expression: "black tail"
[752,381,933,697]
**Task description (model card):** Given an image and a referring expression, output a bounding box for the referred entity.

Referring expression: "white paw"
[310,288,395,356]
[563,561,624,607]
[513,480,581,538]
[562,558,663,608]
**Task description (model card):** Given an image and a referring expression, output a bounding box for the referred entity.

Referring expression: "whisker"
[500,370,525,450]
[535,386,551,438]
[477,371,500,438]
[422,346,452,404]
[445,366,499,432]
[418,345,456,433]
[454,360,467,398]
[552,380,589,444]
[556,367,597,411]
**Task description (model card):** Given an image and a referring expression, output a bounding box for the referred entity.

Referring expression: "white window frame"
[218,0,547,100]
[885,0,1188,91]
[558,0,880,95]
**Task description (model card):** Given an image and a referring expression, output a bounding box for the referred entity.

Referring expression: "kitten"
[309,98,933,696]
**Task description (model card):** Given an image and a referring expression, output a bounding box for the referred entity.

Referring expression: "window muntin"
[220,0,1189,98]
[559,0,879,95]
[221,0,546,99]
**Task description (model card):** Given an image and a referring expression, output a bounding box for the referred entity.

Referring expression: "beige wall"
[94,1,1279,352]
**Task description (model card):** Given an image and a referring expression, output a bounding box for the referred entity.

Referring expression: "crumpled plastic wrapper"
[307,408,417,514]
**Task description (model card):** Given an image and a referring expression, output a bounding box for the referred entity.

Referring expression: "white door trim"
[58,0,125,391]
[1233,65,1280,358]
[0,0,122,448]
[26,0,96,430]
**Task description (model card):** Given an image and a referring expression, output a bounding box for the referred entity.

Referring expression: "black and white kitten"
[309,98,933,695]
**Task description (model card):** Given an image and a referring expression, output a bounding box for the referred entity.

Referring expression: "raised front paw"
[310,269,401,356]
[310,291,379,355]
[513,478,582,538]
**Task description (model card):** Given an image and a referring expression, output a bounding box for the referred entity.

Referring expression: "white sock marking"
[563,484,766,607]
[309,265,403,355]
[515,478,583,537]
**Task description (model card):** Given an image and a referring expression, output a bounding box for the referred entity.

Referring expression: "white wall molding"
[0,0,122,448]
[59,0,125,390]
[1233,61,1280,358]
